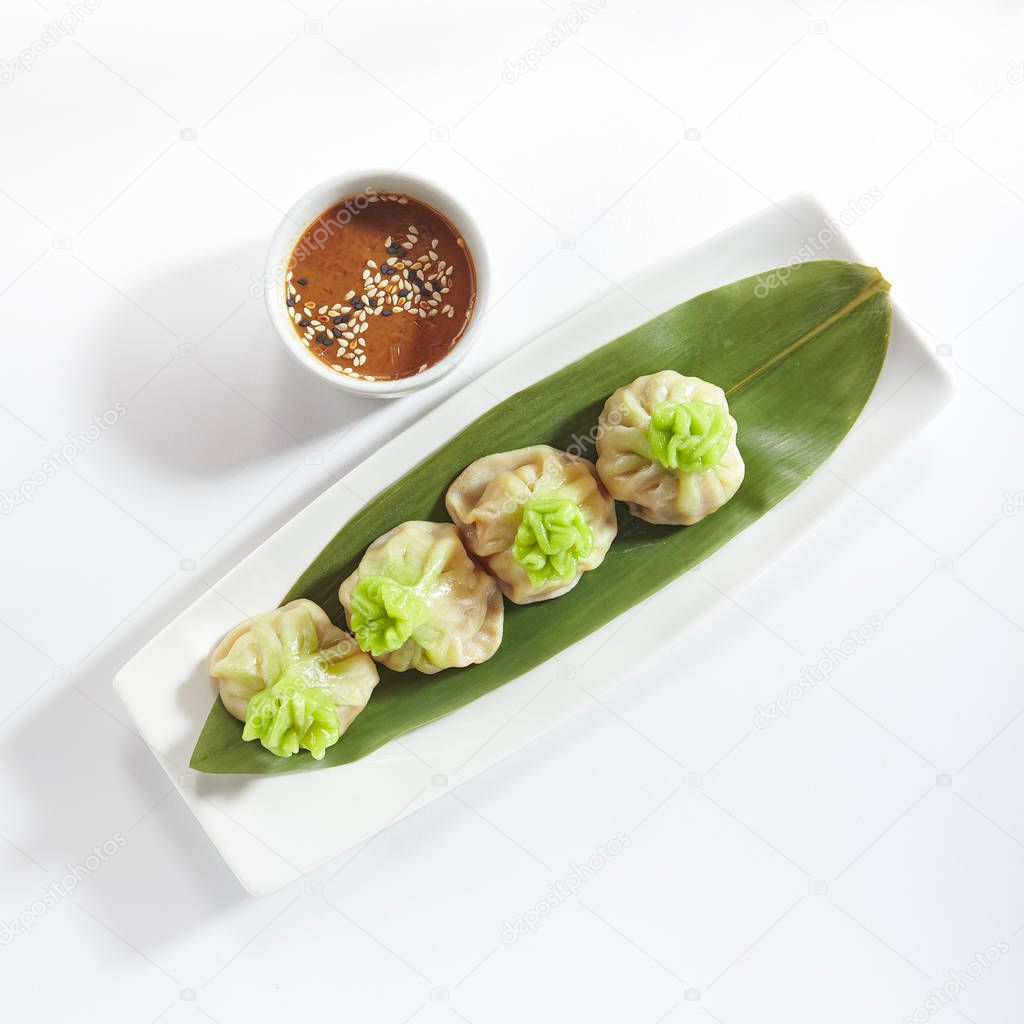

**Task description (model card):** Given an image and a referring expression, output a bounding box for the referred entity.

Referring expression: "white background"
[1,0,1022,1021]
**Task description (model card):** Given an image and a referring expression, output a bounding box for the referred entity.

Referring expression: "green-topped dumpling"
[209,598,379,760]
[446,445,617,604]
[596,370,744,526]
[338,521,504,673]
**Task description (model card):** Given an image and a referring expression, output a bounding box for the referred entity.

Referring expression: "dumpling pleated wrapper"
[209,598,379,759]
[596,370,745,526]
[338,521,504,674]
[446,445,618,604]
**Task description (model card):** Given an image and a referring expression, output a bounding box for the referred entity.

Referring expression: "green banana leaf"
[191,260,891,775]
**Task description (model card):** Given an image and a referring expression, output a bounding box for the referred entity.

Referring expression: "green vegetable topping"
[513,497,594,587]
[349,575,432,657]
[647,400,730,473]
[242,676,341,760]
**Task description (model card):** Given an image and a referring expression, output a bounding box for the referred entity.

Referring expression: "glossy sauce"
[285,192,476,381]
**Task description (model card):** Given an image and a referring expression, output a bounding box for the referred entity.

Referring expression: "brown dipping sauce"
[285,191,476,381]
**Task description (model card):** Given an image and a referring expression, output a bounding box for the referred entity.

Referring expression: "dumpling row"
[209,370,743,760]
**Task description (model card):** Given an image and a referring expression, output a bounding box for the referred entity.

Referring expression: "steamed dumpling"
[210,598,379,759]
[596,371,744,526]
[446,445,617,604]
[338,521,503,673]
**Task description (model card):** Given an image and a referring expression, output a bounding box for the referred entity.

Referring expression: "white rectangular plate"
[115,197,953,894]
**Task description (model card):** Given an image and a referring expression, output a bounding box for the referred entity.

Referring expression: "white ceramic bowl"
[265,170,489,398]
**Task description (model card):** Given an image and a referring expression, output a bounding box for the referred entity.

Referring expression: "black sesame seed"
[286,298,295,307]
[299,318,311,327]
[398,289,408,297]
[381,308,392,317]
[297,277,308,286]
[316,337,331,345]
[352,299,364,310]
[332,316,347,325]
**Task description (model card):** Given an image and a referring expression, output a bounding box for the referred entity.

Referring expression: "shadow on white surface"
[91,240,382,476]
[4,678,255,950]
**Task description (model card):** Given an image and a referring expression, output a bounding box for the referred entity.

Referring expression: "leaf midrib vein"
[726,270,890,398]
